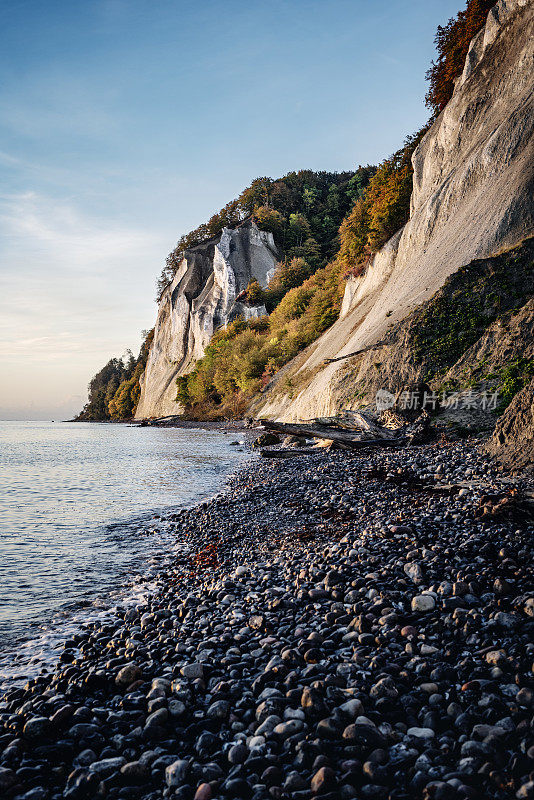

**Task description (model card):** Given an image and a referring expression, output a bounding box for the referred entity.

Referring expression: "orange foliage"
[425,0,494,115]
[337,127,429,277]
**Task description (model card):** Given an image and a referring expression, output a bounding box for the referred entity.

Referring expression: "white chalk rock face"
[135,220,277,419]
[254,0,534,422]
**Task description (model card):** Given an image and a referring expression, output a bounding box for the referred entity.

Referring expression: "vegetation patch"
[176,129,442,418]
[496,358,534,411]
[76,330,154,421]
[336,127,430,278]
[411,238,534,383]
[425,0,496,115]
[157,168,374,301]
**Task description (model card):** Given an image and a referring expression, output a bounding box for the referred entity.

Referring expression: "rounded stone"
[411,595,436,612]
[23,717,52,740]
[116,663,142,686]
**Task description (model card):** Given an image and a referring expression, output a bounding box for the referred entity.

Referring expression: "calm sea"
[0,420,248,685]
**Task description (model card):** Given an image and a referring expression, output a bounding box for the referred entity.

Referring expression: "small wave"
[0,568,160,689]
[0,509,183,688]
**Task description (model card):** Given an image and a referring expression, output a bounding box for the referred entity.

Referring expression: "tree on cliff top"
[155,169,367,300]
[337,125,429,277]
[425,0,495,115]
[76,329,154,421]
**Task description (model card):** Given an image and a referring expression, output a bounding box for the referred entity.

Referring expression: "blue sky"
[0,0,460,419]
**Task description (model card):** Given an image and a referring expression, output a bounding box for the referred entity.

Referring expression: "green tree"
[287,213,311,249]
[303,186,319,212]
[253,206,284,239]
[155,169,364,298]
[76,329,154,421]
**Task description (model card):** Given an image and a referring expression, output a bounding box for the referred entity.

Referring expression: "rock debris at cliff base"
[1,441,533,800]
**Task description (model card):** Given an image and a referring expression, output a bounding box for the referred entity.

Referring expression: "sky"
[0,0,461,420]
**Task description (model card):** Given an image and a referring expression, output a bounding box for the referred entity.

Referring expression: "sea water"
[0,420,248,685]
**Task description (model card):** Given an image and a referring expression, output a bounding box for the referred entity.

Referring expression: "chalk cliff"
[135,220,278,418]
[252,0,534,421]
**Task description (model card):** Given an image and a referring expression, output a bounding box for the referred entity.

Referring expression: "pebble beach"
[1,438,533,800]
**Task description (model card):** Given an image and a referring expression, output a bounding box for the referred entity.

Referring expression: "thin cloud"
[0,191,158,274]
[0,150,22,167]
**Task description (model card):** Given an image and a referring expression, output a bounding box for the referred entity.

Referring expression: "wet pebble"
[0,439,531,800]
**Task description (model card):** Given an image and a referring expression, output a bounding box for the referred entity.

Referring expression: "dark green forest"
[156,168,374,301]
[76,330,153,421]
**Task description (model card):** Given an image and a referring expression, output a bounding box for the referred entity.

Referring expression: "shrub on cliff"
[176,255,346,416]
[245,279,264,306]
[263,257,312,310]
[108,361,145,419]
[338,126,429,278]
[251,206,284,239]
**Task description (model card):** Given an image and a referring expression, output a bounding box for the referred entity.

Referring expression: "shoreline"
[0,422,252,692]
[1,438,533,800]
[69,417,252,430]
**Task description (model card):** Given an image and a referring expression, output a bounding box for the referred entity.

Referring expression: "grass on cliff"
[495,358,534,411]
[411,238,534,389]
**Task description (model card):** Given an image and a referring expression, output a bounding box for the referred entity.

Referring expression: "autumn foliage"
[76,329,154,421]
[425,0,495,115]
[337,127,429,278]
[156,169,370,300]
[80,0,497,420]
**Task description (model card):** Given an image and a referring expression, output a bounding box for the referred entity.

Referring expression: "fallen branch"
[342,410,396,438]
[140,415,184,427]
[301,410,395,438]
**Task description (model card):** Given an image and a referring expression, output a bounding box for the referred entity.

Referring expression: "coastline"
[0,422,251,691]
[70,417,255,435]
[1,438,533,800]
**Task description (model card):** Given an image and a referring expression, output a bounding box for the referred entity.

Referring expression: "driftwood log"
[341,411,397,438]
[301,410,396,438]
[260,447,321,458]
[259,419,405,450]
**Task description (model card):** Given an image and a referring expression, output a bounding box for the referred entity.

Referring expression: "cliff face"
[252,0,534,422]
[135,220,278,418]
